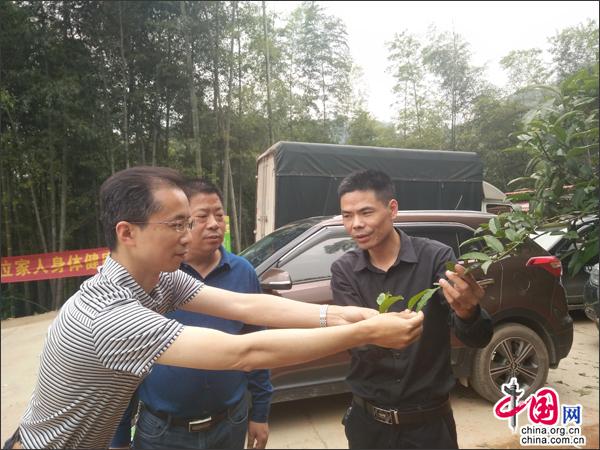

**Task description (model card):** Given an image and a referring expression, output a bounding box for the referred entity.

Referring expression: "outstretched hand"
[365,310,424,349]
[438,263,485,320]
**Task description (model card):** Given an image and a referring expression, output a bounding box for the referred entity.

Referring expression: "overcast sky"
[267,1,599,123]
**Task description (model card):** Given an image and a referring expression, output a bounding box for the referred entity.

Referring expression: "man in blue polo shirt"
[112,179,272,449]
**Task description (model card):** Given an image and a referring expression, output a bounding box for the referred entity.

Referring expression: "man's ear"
[115,221,137,248]
[389,199,399,217]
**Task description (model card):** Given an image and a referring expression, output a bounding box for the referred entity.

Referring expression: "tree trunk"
[238,160,243,247]
[236,4,243,243]
[94,179,102,247]
[99,49,115,173]
[451,30,457,151]
[222,2,237,212]
[212,2,223,186]
[164,33,172,161]
[236,16,243,243]
[321,60,327,131]
[51,5,73,309]
[181,1,202,176]
[45,56,57,305]
[165,94,171,160]
[0,31,6,257]
[237,15,242,118]
[0,162,13,258]
[30,183,49,253]
[151,120,157,166]
[139,125,146,165]
[227,161,241,253]
[119,1,130,167]
[262,1,273,146]
[53,146,68,310]
[412,80,422,139]
[403,80,408,139]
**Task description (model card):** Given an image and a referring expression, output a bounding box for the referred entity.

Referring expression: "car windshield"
[240,217,325,268]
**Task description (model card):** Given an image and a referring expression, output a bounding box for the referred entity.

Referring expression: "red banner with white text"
[1,248,110,284]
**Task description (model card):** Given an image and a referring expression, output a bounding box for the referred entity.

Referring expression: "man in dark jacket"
[331,169,493,449]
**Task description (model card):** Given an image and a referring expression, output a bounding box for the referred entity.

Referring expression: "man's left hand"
[438,263,485,320]
[247,421,269,449]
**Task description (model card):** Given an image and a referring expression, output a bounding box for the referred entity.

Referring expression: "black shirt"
[330,229,493,410]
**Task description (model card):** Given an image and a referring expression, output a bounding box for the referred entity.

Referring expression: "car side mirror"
[260,268,293,291]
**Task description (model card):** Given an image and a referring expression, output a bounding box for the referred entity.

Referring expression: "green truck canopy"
[263,141,484,229]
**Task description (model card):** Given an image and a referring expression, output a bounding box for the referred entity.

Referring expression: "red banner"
[1,248,110,284]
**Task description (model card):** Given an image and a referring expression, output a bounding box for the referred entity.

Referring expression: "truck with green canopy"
[254,141,509,240]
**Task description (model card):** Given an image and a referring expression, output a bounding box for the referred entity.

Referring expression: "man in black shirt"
[331,169,493,449]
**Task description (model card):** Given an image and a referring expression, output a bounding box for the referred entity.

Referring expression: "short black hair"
[99,166,186,250]
[337,169,395,204]
[183,178,224,203]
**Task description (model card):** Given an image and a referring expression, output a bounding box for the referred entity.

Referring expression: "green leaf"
[378,293,404,313]
[445,261,456,272]
[376,292,386,306]
[483,235,505,253]
[489,217,500,234]
[567,240,599,276]
[459,251,492,261]
[507,176,533,187]
[459,236,484,248]
[408,287,439,311]
[505,228,519,241]
[414,287,440,312]
[481,260,493,275]
[567,144,597,158]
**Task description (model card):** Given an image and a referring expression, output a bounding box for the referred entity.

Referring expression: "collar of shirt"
[180,245,231,282]
[352,229,418,273]
[97,255,156,307]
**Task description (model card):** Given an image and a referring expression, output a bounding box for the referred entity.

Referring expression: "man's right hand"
[363,310,424,349]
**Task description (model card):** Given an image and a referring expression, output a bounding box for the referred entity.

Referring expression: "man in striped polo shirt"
[111,179,273,450]
[4,166,424,449]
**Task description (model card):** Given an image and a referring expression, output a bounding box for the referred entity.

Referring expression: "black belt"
[353,395,452,425]
[141,403,229,432]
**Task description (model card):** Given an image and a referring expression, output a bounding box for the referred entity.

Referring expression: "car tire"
[470,323,549,403]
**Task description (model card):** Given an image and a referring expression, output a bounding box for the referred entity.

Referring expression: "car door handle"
[476,278,495,287]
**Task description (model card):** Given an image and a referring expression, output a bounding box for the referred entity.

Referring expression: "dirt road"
[1,312,598,448]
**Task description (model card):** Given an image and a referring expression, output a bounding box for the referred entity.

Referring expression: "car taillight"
[526,256,562,277]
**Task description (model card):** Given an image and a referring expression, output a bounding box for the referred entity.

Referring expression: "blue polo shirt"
[111,247,272,446]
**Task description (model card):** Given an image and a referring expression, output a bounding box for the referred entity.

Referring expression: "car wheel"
[470,323,549,403]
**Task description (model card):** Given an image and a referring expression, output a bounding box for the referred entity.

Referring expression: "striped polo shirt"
[17,256,203,449]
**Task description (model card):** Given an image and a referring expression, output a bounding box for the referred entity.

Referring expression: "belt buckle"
[188,416,212,432]
[372,405,396,425]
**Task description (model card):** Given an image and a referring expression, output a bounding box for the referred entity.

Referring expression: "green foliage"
[376,287,439,314]
[407,287,439,312]
[549,19,599,82]
[500,48,550,92]
[376,292,404,314]
[459,211,536,275]
[0,0,358,318]
[508,64,599,274]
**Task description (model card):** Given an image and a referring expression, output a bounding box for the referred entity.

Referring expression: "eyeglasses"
[129,218,195,233]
